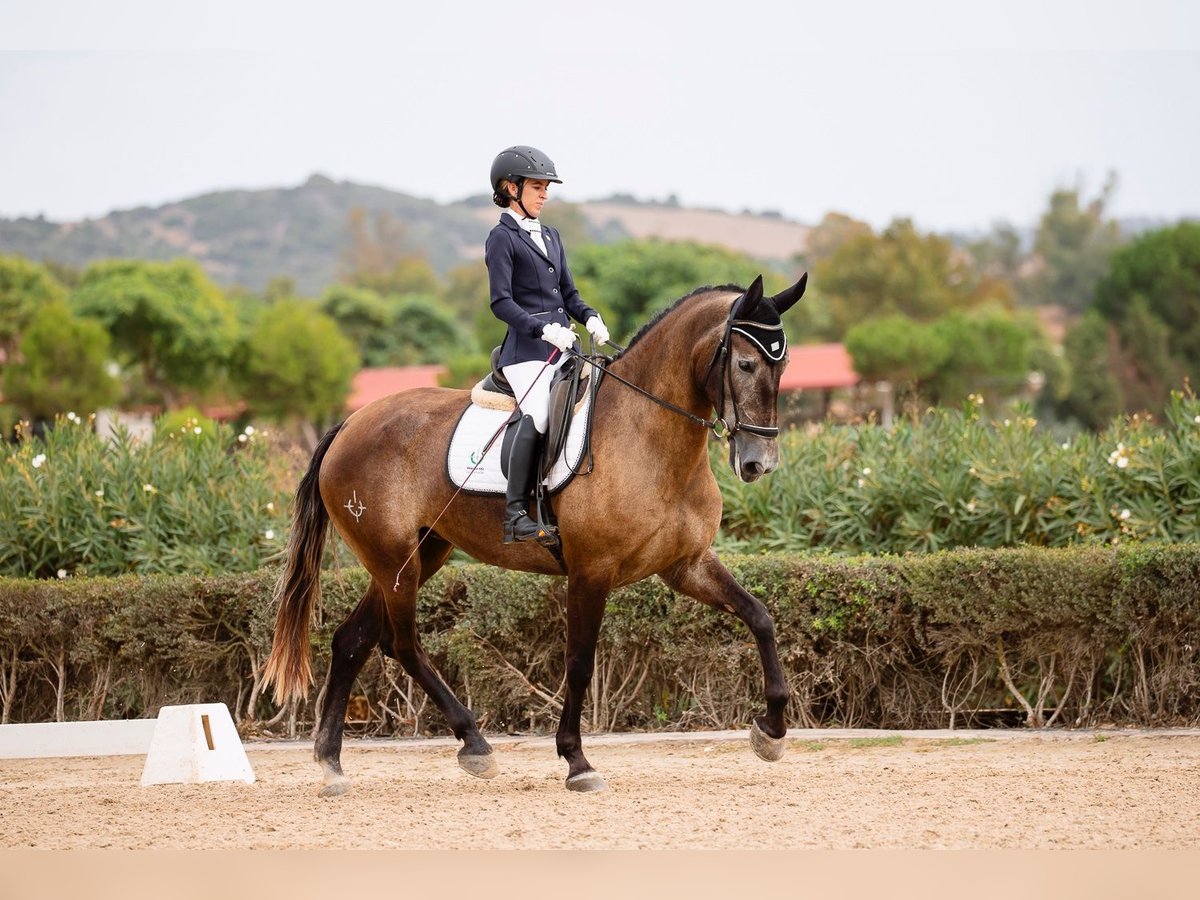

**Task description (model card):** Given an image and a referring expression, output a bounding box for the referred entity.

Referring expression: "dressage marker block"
[139,703,256,787]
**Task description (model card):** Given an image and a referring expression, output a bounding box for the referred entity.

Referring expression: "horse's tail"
[263,422,342,706]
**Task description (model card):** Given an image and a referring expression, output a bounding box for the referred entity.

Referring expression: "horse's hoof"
[318,777,351,798]
[565,770,608,793]
[457,749,500,779]
[750,721,786,762]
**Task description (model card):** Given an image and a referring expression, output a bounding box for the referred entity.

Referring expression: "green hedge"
[3,546,1199,732]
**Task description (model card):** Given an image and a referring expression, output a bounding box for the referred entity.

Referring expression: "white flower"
[1003,419,1011,427]
[856,478,865,488]
[66,412,79,423]
[1061,442,1070,450]
[143,483,157,494]
[1194,415,1200,424]
[966,500,976,512]
[238,434,247,443]
[861,467,872,476]
[193,426,202,435]
[1119,509,1131,520]
[264,529,275,540]
[266,502,275,512]
[94,489,104,498]
[968,466,977,476]
[1116,456,1129,469]
[244,425,255,436]
[57,569,67,579]
[31,454,46,469]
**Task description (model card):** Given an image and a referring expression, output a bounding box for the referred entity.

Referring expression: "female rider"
[485,145,609,543]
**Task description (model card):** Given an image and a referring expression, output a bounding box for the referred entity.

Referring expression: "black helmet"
[490,145,562,192]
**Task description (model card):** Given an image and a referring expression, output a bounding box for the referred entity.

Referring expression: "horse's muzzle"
[730,435,779,483]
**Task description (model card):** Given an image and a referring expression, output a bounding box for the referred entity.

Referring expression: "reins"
[569,296,782,442]
[389,292,781,592]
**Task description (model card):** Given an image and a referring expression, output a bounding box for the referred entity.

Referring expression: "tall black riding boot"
[503,414,544,543]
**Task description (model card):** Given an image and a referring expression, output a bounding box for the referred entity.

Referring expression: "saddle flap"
[543,357,588,478]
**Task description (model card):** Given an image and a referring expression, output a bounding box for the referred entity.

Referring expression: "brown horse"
[264,272,807,796]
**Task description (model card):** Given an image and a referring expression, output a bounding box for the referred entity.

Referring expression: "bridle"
[569,294,785,444]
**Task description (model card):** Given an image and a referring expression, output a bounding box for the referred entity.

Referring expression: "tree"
[1058,310,1122,429]
[1094,221,1200,387]
[844,314,949,392]
[232,300,357,445]
[390,295,472,364]
[817,218,1009,339]
[797,211,873,268]
[319,284,390,364]
[1028,176,1124,313]
[925,308,1041,404]
[340,208,441,296]
[0,255,66,359]
[70,259,238,407]
[846,307,1043,406]
[441,261,490,320]
[3,303,120,421]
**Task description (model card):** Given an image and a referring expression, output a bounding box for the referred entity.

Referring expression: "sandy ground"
[4,729,1200,850]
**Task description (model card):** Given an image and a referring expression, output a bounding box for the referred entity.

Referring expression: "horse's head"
[709,273,807,483]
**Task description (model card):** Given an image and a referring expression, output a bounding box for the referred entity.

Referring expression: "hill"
[0,176,811,296]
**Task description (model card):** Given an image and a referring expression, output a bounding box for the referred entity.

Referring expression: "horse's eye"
[738,359,754,373]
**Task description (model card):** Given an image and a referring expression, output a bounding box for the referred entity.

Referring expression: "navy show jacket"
[486,214,598,367]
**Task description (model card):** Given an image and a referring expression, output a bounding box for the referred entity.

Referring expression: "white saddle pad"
[446,390,593,494]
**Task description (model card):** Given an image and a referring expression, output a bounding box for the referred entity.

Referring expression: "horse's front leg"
[556,573,610,792]
[661,549,789,761]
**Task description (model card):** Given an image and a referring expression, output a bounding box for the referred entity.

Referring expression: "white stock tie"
[526,221,547,256]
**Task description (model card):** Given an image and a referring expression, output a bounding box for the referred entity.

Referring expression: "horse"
[264,272,808,796]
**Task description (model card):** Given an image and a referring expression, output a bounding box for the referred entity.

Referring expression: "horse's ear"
[733,274,765,319]
[769,272,808,315]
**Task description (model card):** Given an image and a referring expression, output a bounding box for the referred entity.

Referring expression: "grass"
[848,735,904,749]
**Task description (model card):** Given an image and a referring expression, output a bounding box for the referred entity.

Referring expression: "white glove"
[541,321,579,353]
[585,315,610,345]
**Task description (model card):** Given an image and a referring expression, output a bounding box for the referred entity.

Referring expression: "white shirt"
[504,208,547,256]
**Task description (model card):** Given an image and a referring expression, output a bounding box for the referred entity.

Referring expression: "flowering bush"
[0,414,296,578]
[717,389,1200,554]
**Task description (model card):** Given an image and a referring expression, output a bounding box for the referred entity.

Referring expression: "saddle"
[470,347,599,479]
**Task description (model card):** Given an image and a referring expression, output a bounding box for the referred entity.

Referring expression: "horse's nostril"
[743,460,764,479]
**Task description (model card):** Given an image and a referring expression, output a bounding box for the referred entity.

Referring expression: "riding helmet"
[490,146,563,191]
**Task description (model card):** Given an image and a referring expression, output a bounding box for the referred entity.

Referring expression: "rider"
[486,145,610,543]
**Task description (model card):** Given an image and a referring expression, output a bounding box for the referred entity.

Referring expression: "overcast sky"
[2,0,1198,232]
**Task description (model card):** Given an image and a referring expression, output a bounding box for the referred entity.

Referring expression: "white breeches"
[502,356,567,434]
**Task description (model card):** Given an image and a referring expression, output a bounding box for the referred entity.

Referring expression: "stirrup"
[503,512,542,544]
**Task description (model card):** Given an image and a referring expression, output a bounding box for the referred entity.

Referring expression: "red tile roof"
[347,346,856,413]
[780,343,859,391]
[347,365,447,411]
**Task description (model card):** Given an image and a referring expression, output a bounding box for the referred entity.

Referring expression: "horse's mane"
[616,284,745,360]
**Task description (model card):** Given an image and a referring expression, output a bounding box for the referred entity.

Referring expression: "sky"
[2,0,1199,233]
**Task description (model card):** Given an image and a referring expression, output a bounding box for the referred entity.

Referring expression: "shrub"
[0,416,295,578]
[716,389,1200,554]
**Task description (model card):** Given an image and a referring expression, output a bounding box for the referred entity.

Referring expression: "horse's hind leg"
[314,582,384,797]
[661,550,789,761]
[384,544,498,779]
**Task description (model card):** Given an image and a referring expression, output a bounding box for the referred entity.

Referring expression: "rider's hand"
[585,315,610,346]
[541,321,579,353]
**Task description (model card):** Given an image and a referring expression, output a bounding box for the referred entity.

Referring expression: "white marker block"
[140,703,255,787]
